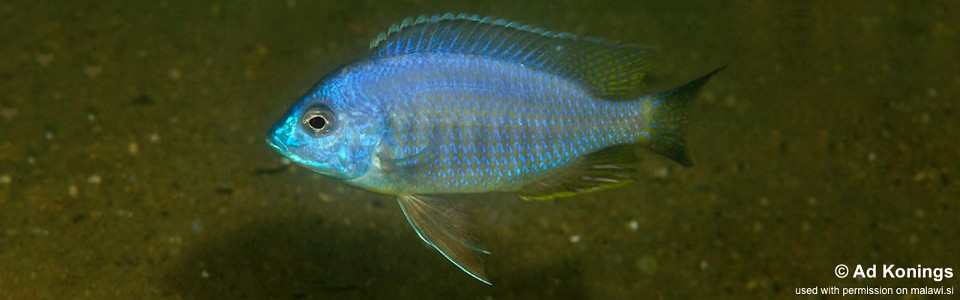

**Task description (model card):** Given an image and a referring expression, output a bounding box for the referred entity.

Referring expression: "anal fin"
[397,195,491,284]
[518,145,638,201]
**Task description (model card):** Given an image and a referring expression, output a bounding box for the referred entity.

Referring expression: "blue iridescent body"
[267,13,720,284]
[343,53,653,195]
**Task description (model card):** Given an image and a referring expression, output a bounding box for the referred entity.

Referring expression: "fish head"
[266,78,382,180]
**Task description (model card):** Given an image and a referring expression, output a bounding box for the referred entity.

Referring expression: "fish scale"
[348,53,645,193]
[267,13,720,284]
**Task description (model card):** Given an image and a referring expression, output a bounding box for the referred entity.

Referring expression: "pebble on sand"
[68,184,79,198]
[128,142,139,156]
[36,53,55,67]
[627,220,640,232]
[83,65,103,79]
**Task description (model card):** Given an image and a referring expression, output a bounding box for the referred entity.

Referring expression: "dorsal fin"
[369,13,656,99]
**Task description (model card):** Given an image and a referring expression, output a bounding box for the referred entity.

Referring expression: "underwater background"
[1,0,957,299]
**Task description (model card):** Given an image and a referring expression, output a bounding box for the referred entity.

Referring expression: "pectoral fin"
[397,195,491,284]
[379,123,445,180]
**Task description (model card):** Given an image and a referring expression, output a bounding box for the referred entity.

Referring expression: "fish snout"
[265,135,286,153]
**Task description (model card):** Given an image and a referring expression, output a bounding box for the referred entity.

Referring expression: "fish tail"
[645,67,724,167]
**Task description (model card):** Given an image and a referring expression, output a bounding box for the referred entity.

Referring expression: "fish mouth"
[265,135,289,154]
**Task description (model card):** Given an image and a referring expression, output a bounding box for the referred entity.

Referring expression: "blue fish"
[267,13,721,284]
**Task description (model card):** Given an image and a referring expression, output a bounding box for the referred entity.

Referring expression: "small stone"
[0,107,17,121]
[168,68,181,81]
[652,166,669,178]
[723,95,738,107]
[636,255,657,275]
[913,171,929,181]
[128,142,139,155]
[627,220,640,232]
[87,175,101,184]
[568,235,581,244]
[114,209,133,218]
[36,53,55,66]
[255,44,269,56]
[701,91,716,103]
[83,65,103,79]
[44,131,54,139]
[318,192,333,203]
[29,227,49,236]
[68,184,79,198]
[0,174,10,184]
[148,132,161,143]
[192,219,203,233]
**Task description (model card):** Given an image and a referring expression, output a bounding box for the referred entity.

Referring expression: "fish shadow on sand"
[162,211,587,299]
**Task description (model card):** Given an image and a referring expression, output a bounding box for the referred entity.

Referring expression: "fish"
[266,12,721,284]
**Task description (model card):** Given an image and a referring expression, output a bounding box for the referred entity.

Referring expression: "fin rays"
[518,145,638,201]
[397,195,491,285]
[369,13,656,99]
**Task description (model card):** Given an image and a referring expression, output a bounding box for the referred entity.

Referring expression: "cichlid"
[267,13,721,284]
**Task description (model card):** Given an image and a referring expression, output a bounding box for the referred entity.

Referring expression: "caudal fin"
[647,67,724,167]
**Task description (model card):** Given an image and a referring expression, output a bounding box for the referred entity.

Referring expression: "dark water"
[1,1,957,299]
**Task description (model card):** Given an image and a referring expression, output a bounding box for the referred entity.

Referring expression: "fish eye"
[301,105,336,135]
